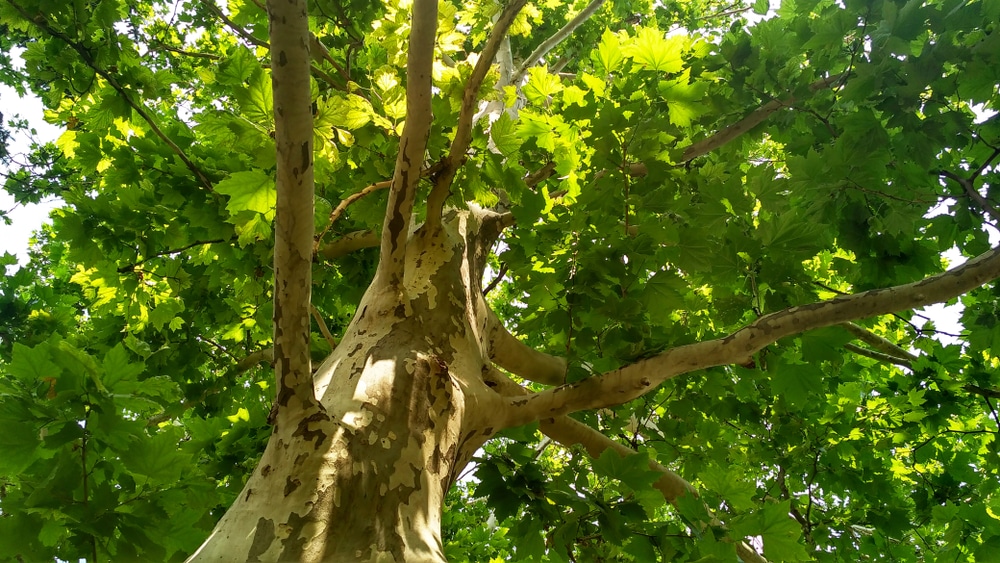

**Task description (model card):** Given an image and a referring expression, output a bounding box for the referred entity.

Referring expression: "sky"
[1,57,63,269]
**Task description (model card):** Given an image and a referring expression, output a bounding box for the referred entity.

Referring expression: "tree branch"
[204,0,268,47]
[425,0,528,229]
[510,0,606,84]
[483,368,768,563]
[939,155,1000,224]
[680,73,848,163]
[317,229,380,260]
[116,238,231,273]
[310,304,338,348]
[844,343,912,368]
[378,0,437,285]
[839,322,918,363]
[237,347,274,372]
[267,0,322,421]
[499,242,1000,426]
[487,313,567,385]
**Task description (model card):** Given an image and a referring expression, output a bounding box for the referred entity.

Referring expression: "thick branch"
[425,0,528,228]
[500,243,1000,426]
[268,0,321,420]
[511,0,606,84]
[487,313,567,385]
[680,73,847,163]
[378,0,437,285]
[318,229,380,260]
[483,369,767,563]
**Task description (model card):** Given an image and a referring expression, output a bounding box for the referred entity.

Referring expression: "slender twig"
[844,342,912,368]
[511,0,605,83]
[117,238,231,273]
[310,304,338,348]
[426,0,528,228]
[153,41,221,60]
[203,0,268,47]
[483,262,509,296]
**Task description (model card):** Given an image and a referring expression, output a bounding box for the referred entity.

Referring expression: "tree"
[1,0,999,560]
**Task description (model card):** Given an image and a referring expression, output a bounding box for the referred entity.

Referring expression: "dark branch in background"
[679,73,849,163]
[7,0,215,191]
[202,0,268,47]
[483,262,508,295]
[425,0,528,229]
[511,0,605,84]
[377,0,437,284]
[525,73,850,190]
[152,40,221,60]
[939,147,1000,224]
[117,238,232,273]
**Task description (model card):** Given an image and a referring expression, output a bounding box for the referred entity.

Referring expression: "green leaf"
[119,429,191,482]
[594,28,624,75]
[7,342,60,383]
[753,0,771,15]
[103,344,145,391]
[490,112,521,156]
[624,28,685,74]
[523,67,563,106]
[698,465,756,511]
[216,170,277,220]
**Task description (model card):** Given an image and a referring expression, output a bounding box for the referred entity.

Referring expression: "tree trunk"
[187,207,506,562]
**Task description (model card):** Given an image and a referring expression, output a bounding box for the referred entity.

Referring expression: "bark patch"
[246,517,276,562]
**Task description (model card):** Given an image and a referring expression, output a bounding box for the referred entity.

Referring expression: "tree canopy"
[1,0,999,561]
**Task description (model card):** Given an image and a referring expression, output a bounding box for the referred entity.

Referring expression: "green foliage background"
[1,0,999,560]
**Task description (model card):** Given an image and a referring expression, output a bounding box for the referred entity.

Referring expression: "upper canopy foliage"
[1,0,999,560]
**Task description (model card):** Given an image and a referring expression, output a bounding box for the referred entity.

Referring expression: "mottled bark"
[267,0,319,423]
[188,208,509,562]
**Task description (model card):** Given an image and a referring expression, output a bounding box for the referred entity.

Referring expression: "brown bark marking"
[284,477,301,496]
[247,517,276,562]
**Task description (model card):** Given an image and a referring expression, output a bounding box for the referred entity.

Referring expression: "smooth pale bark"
[189,207,509,562]
[267,0,319,422]
[379,0,437,285]
[426,0,527,226]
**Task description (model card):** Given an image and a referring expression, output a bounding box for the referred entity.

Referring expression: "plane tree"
[1,0,999,561]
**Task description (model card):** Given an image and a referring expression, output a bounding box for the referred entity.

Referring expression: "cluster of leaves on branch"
[0,0,999,560]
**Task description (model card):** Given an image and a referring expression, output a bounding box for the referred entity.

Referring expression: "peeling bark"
[189,207,511,562]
